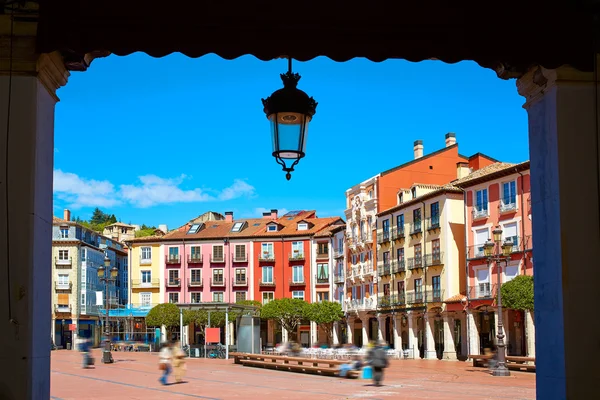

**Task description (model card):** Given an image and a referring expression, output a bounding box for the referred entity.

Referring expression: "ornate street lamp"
[484,226,512,377]
[98,255,118,364]
[262,57,318,180]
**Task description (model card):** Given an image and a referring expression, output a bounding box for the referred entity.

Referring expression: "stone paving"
[51,349,535,399]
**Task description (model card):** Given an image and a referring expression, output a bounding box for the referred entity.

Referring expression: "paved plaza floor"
[51,349,535,399]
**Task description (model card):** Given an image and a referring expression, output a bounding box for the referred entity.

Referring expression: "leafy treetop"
[500,275,534,311]
[146,303,190,336]
[306,301,344,345]
[260,298,309,340]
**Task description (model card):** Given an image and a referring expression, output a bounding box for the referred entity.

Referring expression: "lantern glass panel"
[97,266,105,278]
[492,228,503,243]
[502,241,513,256]
[483,241,494,257]
[110,266,118,279]
[269,112,309,159]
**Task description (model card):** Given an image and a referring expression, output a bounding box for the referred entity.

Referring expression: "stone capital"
[37,52,70,101]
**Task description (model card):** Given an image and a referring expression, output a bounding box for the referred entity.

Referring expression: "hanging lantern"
[262,57,318,180]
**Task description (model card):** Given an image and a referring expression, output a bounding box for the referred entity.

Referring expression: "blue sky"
[53,54,529,229]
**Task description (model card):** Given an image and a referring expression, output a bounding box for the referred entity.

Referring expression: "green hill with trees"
[73,207,157,238]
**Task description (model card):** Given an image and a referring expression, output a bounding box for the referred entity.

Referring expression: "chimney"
[270,209,278,219]
[225,211,233,222]
[456,162,470,179]
[262,212,271,219]
[445,132,457,147]
[413,140,423,159]
[63,209,71,222]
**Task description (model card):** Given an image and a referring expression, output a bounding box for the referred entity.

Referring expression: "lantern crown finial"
[281,71,301,88]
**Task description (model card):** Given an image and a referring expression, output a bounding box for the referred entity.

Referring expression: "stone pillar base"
[443,351,458,361]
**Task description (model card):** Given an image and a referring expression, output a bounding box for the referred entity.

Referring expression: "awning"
[99,306,152,318]
[36,1,596,73]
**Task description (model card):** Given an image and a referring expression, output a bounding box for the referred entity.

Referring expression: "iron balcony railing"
[407,256,423,270]
[259,278,276,287]
[233,253,248,262]
[210,277,225,287]
[427,289,444,303]
[468,283,497,299]
[499,201,517,213]
[410,221,422,235]
[378,293,407,308]
[55,257,72,268]
[377,231,391,244]
[315,275,329,284]
[187,254,203,263]
[406,291,424,304]
[165,255,181,264]
[289,252,305,261]
[232,277,248,286]
[424,252,444,266]
[131,279,160,288]
[289,278,306,286]
[210,254,226,263]
[363,261,374,275]
[334,273,345,283]
[333,248,345,258]
[55,282,72,291]
[426,214,440,230]
[187,278,203,287]
[364,233,373,243]
[345,297,376,312]
[378,261,391,276]
[392,259,406,274]
[167,278,181,287]
[392,227,405,241]
[466,244,486,260]
[259,253,275,262]
[472,207,489,220]
[316,250,329,259]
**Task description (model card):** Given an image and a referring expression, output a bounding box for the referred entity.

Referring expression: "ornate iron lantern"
[262,57,317,180]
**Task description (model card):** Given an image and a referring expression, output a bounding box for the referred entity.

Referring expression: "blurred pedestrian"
[79,338,93,368]
[172,341,187,383]
[366,340,389,386]
[158,342,173,385]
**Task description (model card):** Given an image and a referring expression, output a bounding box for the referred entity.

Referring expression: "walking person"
[158,342,173,385]
[172,341,187,383]
[366,340,389,387]
[79,338,94,368]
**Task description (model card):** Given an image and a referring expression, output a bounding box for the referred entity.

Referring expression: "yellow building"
[128,237,163,313]
[375,184,465,360]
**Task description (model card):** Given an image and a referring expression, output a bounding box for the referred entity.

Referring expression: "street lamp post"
[483,226,513,377]
[98,255,118,364]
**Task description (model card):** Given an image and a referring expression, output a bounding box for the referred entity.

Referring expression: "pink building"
[454,161,534,358]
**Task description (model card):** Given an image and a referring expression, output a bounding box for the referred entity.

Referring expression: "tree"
[260,298,309,341]
[109,214,117,224]
[91,207,108,225]
[306,301,344,345]
[500,275,534,311]
[146,303,189,338]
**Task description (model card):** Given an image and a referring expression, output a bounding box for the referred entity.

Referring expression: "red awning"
[37,1,596,72]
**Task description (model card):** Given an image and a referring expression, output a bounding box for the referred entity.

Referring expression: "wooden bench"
[469,354,536,372]
[231,352,361,377]
[469,354,493,368]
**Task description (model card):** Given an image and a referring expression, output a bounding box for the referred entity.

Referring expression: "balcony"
[165,255,181,265]
[468,283,497,299]
[140,257,152,266]
[409,222,422,236]
[259,278,276,287]
[424,252,444,267]
[378,293,407,308]
[167,278,181,287]
[210,254,226,263]
[187,254,203,264]
[472,207,489,220]
[427,289,445,303]
[289,252,305,261]
[259,253,275,262]
[187,278,203,287]
[363,261,374,275]
[316,250,329,260]
[131,279,160,288]
[406,291,424,304]
[55,257,72,268]
[233,253,248,262]
[426,215,440,231]
[377,231,391,244]
[232,277,248,286]
[54,304,71,314]
[363,233,373,243]
[347,236,356,249]
[466,244,486,260]
[407,256,423,270]
[392,227,405,241]
[289,278,306,287]
[333,248,345,259]
[499,201,517,213]
[210,277,225,287]
[55,282,72,291]
[378,262,391,277]
[315,274,329,284]
[392,259,406,274]
[345,297,376,312]
[333,273,345,283]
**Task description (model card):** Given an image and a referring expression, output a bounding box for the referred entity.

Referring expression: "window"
[58,250,69,260]
[432,275,441,300]
[267,224,278,232]
[360,220,365,239]
[168,293,179,303]
[141,247,151,261]
[317,242,329,255]
[81,292,85,306]
[212,245,224,261]
[262,266,273,283]
[231,222,244,232]
[382,219,390,238]
[337,237,343,251]
[190,269,202,283]
[212,269,224,283]
[397,248,404,261]
[235,268,246,283]
[502,181,517,206]
[367,216,372,230]
[413,209,422,232]
[213,292,224,302]
[168,247,179,261]
[317,263,329,281]
[81,248,86,260]
[291,241,304,258]
[235,244,246,261]
[297,222,308,231]
[261,243,274,259]
[292,291,304,300]
[317,292,329,302]
[292,266,304,283]
[503,222,519,250]
[368,190,373,199]
[140,292,151,306]
[398,192,404,204]
[141,270,152,283]
[411,187,417,199]
[475,189,489,214]
[168,270,179,285]
[415,278,423,301]
[430,202,439,217]
[476,269,490,298]
[475,228,489,257]
[57,274,69,285]
[262,292,274,304]
[396,214,404,231]
[190,246,202,261]
[432,239,441,263]
[351,254,357,264]
[505,265,519,282]
[383,251,390,266]
[360,252,365,263]
[191,292,202,303]
[60,227,69,239]
[236,291,247,302]
[187,224,201,234]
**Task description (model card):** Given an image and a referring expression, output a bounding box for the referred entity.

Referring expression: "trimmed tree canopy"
[306,301,344,345]
[146,303,188,336]
[260,298,309,340]
[500,275,534,311]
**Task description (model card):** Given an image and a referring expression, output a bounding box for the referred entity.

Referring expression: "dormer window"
[411,187,417,199]
[267,224,278,232]
[297,223,308,231]
[398,192,403,204]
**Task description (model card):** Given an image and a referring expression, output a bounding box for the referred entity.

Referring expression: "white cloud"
[53,170,256,209]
